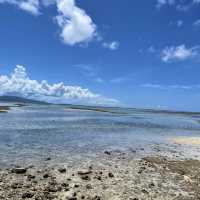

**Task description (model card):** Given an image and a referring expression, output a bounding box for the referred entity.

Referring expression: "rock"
[47,185,61,193]
[104,151,111,155]
[108,172,114,178]
[86,184,93,189]
[45,157,51,161]
[67,197,77,200]
[22,192,34,198]
[27,174,35,180]
[183,175,193,183]
[93,195,101,200]
[61,183,69,188]
[43,173,49,178]
[58,167,66,173]
[11,168,27,174]
[80,175,91,181]
[141,189,148,194]
[78,170,92,181]
[95,175,102,181]
[78,170,92,176]
[74,184,79,188]
[11,182,22,189]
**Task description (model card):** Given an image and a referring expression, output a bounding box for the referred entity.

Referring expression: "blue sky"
[0,0,200,111]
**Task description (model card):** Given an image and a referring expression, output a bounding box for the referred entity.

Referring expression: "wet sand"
[1,145,200,200]
[172,137,200,145]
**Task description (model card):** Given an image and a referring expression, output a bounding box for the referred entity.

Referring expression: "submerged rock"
[11,168,27,174]
[58,167,66,173]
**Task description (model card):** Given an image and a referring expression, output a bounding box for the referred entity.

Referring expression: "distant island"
[0,96,49,105]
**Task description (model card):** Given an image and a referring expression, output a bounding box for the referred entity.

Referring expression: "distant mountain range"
[0,96,49,105]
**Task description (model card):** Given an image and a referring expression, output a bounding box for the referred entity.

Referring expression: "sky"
[0,0,200,111]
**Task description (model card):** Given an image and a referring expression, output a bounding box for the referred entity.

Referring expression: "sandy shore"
[172,137,200,145]
[0,148,200,200]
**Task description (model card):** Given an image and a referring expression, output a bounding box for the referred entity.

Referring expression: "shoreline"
[0,147,200,200]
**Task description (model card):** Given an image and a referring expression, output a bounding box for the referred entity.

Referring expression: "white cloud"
[193,19,200,27]
[0,0,118,47]
[19,0,40,15]
[0,0,97,45]
[156,0,175,8]
[141,83,199,90]
[0,65,118,105]
[161,44,199,62]
[102,41,120,50]
[193,0,200,4]
[156,0,197,11]
[177,20,183,27]
[0,0,40,15]
[55,0,97,45]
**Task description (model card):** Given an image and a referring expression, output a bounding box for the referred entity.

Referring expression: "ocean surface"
[0,103,200,166]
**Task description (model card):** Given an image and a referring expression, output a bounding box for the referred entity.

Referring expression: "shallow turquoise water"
[0,104,200,166]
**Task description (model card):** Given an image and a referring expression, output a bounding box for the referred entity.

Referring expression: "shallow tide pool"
[0,104,200,166]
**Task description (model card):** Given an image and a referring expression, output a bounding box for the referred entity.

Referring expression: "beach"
[0,104,200,199]
[1,147,200,200]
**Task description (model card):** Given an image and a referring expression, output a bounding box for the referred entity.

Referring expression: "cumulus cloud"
[102,41,120,50]
[0,65,118,105]
[55,0,97,45]
[0,0,40,15]
[161,44,199,62]
[0,0,118,47]
[0,0,97,45]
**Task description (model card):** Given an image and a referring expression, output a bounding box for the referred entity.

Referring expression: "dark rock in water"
[58,167,66,173]
[11,168,27,174]
[108,172,114,178]
[104,151,111,155]
[45,157,51,161]
[22,192,34,198]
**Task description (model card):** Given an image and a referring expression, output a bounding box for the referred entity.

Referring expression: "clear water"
[0,104,200,166]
